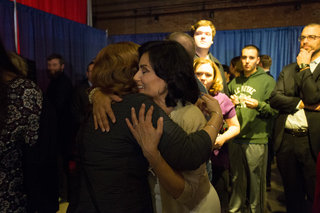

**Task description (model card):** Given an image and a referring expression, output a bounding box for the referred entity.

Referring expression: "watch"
[299,63,310,69]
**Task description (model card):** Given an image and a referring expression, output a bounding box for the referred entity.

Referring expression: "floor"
[56,160,287,213]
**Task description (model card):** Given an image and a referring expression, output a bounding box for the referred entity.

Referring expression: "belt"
[284,128,308,137]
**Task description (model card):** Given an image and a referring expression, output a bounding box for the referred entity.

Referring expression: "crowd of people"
[1,19,320,213]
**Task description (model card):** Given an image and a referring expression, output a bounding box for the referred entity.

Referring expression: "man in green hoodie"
[228,45,278,213]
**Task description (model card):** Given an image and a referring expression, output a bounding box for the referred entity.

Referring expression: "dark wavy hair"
[138,40,199,107]
[0,38,24,130]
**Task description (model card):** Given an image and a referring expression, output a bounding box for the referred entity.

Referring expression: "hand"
[213,135,226,150]
[297,48,314,68]
[92,90,122,132]
[304,103,320,111]
[200,93,222,117]
[195,98,209,117]
[230,95,239,106]
[244,97,258,109]
[125,104,163,158]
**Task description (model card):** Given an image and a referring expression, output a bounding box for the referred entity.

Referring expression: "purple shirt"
[211,92,236,168]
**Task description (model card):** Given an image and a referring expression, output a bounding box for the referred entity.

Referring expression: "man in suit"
[191,20,229,96]
[71,60,94,126]
[258,55,273,78]
[269,23,320,213]
[46,54,73,203]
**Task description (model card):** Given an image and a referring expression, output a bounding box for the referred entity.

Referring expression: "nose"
[133,69,141,82]
[245,58,249,63]
[201,74,206,80]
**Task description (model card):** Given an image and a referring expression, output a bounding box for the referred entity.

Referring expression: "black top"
[67,93,212,213]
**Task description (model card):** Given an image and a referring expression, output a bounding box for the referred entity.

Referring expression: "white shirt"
[285,56,320,129]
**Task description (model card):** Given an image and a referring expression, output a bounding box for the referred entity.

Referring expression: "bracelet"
[210,110,223,121]
[148,151,161,176]
[88,87,100,104]
[206,124,219,133]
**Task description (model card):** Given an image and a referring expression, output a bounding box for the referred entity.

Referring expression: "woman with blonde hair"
[194,58,240,213]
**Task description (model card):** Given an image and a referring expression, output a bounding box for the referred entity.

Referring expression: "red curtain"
[12,0,87,24]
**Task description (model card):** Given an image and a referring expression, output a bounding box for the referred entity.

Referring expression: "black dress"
[68,93,212,213]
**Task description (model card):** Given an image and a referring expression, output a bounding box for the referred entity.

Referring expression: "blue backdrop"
[1,0,304,87]
[0,0,107,91]
[109,26,304,80]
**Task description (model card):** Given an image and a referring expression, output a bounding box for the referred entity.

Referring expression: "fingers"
[130,107,139,127]
[145,105,154,125]
[105,104,116,124]
[125,118,141,145]
[201,93,215,101]
[156,117,163,135]
[110,94,123,102]
[98,106,109,132]
[138,103,146,124]
[94,114,98,130]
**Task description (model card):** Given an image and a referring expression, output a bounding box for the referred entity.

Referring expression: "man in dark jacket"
[46,54,73,203]
[269,23,320,213]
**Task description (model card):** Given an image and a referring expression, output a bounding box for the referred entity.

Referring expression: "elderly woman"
[68,41,222,213]
[194,58,240,213]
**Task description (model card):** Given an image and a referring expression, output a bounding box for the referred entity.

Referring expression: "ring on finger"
[133,123,138,128]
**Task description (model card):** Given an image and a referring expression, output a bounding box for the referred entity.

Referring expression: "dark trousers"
[276,132,316,213]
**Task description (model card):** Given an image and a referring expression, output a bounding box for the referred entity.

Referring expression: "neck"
[154,98,174,115]
[243,68,257,77]
[311,51,320,62]
[196,47,209,58]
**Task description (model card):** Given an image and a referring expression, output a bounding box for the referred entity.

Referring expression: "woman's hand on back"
[92,90,122,132]
[126,104,163,161]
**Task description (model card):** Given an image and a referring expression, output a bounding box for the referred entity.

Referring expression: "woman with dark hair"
[129,40,221,212]
[68,41,222,213]
[0,39,43,212]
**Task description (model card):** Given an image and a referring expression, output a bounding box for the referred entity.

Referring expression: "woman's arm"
[126,104,185,199]
[214,115,240,149]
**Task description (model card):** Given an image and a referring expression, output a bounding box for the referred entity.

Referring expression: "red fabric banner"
[11,0,87,24]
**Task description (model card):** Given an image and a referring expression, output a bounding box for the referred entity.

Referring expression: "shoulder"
[170,103,206,133]
[281,63,298,74]
[208,53,222,67]
[9,78,42,94]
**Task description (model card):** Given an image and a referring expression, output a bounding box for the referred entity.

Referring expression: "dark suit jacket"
[270,63,320,160]
[71,80,91,126]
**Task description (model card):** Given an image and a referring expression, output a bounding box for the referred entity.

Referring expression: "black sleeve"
[269,66,301,114]
[133,95,212,171]
[294,67,320,105]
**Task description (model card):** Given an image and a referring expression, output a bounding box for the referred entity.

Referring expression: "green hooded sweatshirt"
[228,67,278,144]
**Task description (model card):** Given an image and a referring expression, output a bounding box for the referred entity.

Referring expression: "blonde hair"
[190,20,216,40]
[91,42,140,97]
[193,58,223,95]
[7,52,28,77]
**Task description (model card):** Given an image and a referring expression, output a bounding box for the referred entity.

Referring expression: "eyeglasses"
[298,35,320,41]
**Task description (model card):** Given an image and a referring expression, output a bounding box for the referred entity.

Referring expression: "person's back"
[69,93,155,212]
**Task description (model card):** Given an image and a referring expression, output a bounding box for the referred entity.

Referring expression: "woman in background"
[0,39,43,212]
[194,58,240,213]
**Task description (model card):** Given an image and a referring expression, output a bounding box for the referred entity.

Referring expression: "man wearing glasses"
[270,23,320,213]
